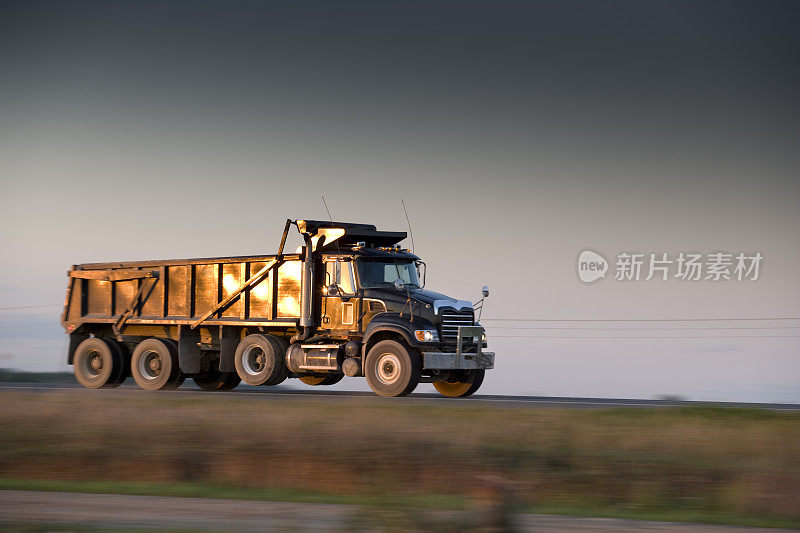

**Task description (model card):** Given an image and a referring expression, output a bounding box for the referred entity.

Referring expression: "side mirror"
[326,284,340,297]
[482,285,490,298]
[393,278,405,291]
[415,261,426,288]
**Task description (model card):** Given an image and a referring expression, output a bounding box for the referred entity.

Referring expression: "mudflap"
[67,332,89,365]
[178,326,202,374]
[219,327,238,373]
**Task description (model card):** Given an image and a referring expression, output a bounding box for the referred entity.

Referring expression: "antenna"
[321,196,341,254]
[401,198,415,254]
[321,196,334,225]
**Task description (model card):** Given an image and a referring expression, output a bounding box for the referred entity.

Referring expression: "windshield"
[356,259,420,289]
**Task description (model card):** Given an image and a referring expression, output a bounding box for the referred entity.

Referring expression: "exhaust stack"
[299,233,314,328]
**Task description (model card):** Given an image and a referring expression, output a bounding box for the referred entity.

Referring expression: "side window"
[325,261,355,294]
[325,261,338,286]
[340,262,355,294]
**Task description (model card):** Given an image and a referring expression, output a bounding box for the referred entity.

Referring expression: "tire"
[73,337,125,389]
[269,336,289,386]
[131,338,183,391]
[162,372,185,390]
[234,334,288,386]
[194,367,241,391]
[299,373,344,386]
[433,369,485,398]
[219,372,242,390]
[104,339,129,385]
[364,340,420,397]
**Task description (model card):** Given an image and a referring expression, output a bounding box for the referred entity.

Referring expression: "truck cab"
[298,220,495,397]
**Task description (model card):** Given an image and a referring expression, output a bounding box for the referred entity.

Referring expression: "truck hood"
[364,287,474,316]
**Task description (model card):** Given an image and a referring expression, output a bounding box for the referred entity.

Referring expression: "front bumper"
[422,325,495,370]
[423,351,495,370]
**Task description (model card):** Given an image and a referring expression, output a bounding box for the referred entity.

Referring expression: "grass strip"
[2,478,800,529]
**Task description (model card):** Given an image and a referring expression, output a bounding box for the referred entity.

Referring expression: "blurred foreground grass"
[1,390,798,528]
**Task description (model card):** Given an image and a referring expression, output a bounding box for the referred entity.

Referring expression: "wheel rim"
[242,345,267,376]
[84,349,103,378]
[433,370,482,397]
[376,353,401,385]
[138,349,162,380]
[434,380,472,396]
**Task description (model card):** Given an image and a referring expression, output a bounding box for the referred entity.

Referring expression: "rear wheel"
[73,338,125,389]
[162,372,185,390]
[365,340,420,397]
[105,339,130,383]
[194,367,241,391]
[269,336,289,386]
[219,372,242,390]
[131,338,183,390]
[433,369,485,398]
[234,334,288,386]
[299,374,344,386]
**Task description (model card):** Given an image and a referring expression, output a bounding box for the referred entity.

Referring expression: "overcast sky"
[1,1,798,401]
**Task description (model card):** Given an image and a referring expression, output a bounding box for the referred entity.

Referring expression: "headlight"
[414,330,438,342]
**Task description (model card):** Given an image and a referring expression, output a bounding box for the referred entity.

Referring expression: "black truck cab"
[299,220,494,397]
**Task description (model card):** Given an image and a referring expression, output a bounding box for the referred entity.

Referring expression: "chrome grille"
[440,310,475,343]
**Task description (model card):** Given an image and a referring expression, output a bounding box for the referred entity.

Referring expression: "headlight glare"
[414,330,437,342]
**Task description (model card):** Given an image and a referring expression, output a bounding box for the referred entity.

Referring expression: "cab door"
[322,259,359,334]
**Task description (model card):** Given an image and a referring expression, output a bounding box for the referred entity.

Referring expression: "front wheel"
[364,340,420,397]
[433,369,485,398]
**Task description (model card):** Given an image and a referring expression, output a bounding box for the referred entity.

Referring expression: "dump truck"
[61,219,495,397]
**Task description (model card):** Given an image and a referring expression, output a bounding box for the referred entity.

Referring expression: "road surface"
[0,381,798,410]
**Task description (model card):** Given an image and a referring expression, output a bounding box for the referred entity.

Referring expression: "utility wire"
[0,322,60,329]
[487,326,800,331]
[482,317,800,322]
[491,335,800,339]
[0,304,60,311]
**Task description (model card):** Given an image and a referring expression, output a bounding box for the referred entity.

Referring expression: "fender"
[66,332,90,365]
[363,313,438,351]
